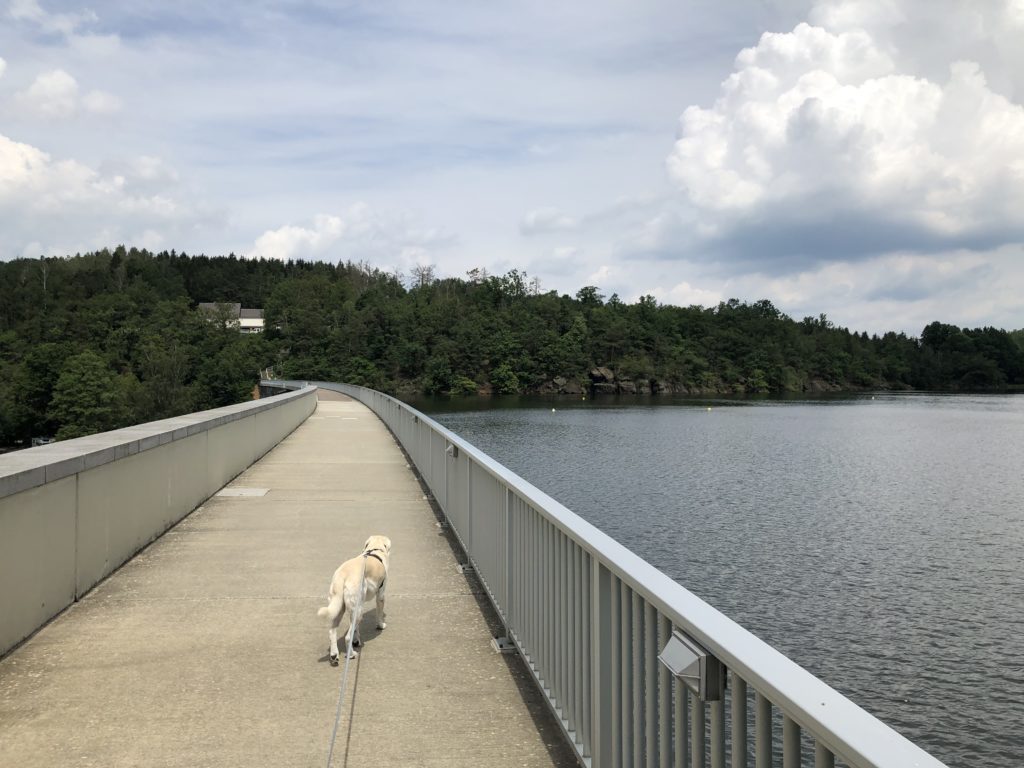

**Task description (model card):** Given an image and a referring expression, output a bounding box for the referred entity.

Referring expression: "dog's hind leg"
[344,603,362,657]
[376,586,387,630]
[324,595,344,666]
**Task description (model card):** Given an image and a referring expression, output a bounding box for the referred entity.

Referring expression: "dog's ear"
[383,537,392,552]
[363,538,371,551]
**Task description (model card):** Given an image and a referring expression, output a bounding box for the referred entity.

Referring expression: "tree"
[410,264,437,289]
[490,363,521,394]
[575,286,604,307]
[194,336,265,409]
[48,350,132,440]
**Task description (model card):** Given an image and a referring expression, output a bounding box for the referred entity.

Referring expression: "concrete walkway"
[0,391,577,767]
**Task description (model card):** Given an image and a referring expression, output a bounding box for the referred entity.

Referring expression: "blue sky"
[2,0,1023,335]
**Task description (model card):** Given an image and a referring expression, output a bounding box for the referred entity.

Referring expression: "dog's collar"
[364,549,386,566]
[364,549,387,589]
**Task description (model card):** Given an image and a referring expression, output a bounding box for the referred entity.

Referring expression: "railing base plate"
[490,636,516,654]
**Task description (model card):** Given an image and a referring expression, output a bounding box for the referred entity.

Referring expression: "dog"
[317,535,391,665]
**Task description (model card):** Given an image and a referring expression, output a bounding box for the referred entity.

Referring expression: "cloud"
[665,6,1024,273]
[0,132,215,256]
[8,0,97,37]
[17,69,78,116]
[647,280,724,308]
[520,207,578,235]
[809,0,1024,99]
[626,244,1024,335]
[81,89,121,114]
[16,68,121,117]
[524,246,585,281]
[0,56,6,78]
[587,264,612,285]
[248,203,454,266]
[729,247,1024,333]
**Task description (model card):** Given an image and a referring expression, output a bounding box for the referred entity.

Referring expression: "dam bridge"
[0,381,949,767]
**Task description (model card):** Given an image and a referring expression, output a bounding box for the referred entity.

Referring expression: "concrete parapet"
[0,386,317,656]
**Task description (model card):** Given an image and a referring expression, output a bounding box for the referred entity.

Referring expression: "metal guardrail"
[273,381,948,768]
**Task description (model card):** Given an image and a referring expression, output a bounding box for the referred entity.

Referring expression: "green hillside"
[1,247,1021,444]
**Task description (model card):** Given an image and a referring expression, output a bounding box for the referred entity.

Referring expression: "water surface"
[411,393,1024,766]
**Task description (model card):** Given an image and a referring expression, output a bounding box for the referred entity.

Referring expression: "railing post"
[732,676,748,768]
[591,559,613,766]
[505,487,513,627]
[466,457,473,560]
[443,439,449,513]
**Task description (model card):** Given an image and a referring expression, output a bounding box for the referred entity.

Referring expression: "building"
[197,302,265,333]
[238,308,264,334]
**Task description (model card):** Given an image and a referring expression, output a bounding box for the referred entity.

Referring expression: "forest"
[1,247,1022,445]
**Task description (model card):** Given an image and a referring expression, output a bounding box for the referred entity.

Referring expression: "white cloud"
[552,246,580,260]
[520,207,578,235]
[130,155,179,182]
[0,132,214,256]
[526,245,584,280]
[17,69,78,117]
[248,203,454,266]
[587,265,612,285]
[807,0,1024,103]
[8,0,97,37]
[648,280,724,308]
[15,68,120,117]
[732,247,1024,334]
[250,214,346,260]
[629,245,1024,335]
[666,6,1024,269]
[81,89,121,114]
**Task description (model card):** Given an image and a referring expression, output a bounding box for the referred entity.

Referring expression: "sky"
[2,0,1023,335]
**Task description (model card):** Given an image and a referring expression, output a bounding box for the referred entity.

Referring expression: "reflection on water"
[414,393,1024,767]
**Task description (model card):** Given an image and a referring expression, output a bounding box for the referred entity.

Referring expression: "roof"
[197,303,263,319]
[198,302,241,317]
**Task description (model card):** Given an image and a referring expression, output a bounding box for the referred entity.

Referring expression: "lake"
[409,392,1024,767]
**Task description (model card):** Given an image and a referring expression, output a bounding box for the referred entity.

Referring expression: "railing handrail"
[266,379,947,768]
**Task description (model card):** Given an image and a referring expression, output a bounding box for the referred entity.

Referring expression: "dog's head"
[363,534,391,555]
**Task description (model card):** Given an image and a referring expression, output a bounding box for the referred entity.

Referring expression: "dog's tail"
[317,593,343,620]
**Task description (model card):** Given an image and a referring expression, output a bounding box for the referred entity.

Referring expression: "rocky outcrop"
[538,377,586,395]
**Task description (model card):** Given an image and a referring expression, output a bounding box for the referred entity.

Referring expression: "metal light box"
[658,630,724,701]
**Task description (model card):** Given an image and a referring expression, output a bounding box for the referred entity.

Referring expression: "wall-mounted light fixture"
[658,630,724,701]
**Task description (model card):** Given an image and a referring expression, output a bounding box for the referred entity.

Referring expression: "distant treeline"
[1,247,1022,444]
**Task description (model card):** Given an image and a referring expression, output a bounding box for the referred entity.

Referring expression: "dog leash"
[326,552,369,768]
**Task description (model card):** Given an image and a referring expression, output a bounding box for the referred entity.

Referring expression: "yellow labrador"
[317,535,391,665]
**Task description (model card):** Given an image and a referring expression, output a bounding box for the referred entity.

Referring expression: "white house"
[198,302,265,333]
[238,308,265,334]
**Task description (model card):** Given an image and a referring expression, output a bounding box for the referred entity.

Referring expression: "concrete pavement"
[0,390,577,767]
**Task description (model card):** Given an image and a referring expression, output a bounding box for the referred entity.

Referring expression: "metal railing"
[275,381,947,768]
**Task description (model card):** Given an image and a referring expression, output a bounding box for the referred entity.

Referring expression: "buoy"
[551,408,556,412]
[706,407,712,411]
